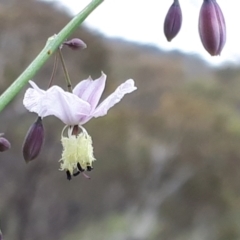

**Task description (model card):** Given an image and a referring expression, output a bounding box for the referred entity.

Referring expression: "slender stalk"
[58,49,72,92]
[48,53,58,88]
[0,0,104,112]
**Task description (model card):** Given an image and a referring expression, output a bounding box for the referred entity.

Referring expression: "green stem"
[0,0,104,112]
[58,48,72,92]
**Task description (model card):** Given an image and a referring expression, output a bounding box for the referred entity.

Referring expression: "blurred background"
[1,0,240,240]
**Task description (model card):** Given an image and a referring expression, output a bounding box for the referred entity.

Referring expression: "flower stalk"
[0,0,104,113]
[48,53,58,88]
[58,48,72,92]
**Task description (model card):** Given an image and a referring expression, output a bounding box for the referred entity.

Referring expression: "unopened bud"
[63,38,87,50]
[0,134,11,152]
[198,0,226,56]
[164,0,182,42]
[22,117,44,163]
[0,230,3,240]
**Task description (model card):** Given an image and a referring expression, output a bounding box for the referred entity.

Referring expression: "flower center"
[59,125,95,180]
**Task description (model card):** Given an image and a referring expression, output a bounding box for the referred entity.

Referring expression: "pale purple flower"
[23,72,137,179]
[23,72,137,126]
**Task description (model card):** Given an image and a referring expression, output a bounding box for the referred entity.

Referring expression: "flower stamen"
[60,125,95,180]
[66,170,72,181]
[82,172,91,179]
[77,162,84,172]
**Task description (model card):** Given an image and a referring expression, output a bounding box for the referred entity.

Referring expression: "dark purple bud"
[0,134,11,152]
[0,230,3,240]
[22,117,44,163]
[199,0,226,56]
[164,0,182,42]
[63,38,87,50]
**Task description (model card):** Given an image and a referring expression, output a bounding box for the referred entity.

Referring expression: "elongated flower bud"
[0,134,11,152]
[0,230,3,240]
[199,0,226,56]
[164,0,182,42]
[63,38,87,50]
[22,117,44,163]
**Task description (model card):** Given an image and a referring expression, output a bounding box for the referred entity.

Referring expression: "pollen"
[59,127,95,175]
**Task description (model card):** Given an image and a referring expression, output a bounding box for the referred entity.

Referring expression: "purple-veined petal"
[72,76,93,97]
[24,83,91,125]
[92,79,137,118]
[73,72,106,110]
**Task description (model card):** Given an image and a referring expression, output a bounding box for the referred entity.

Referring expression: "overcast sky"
[45,0,240,66]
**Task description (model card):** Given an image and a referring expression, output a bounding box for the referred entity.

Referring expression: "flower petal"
[43,87,91,125]
[73,72,106,110]
[23,83,91,125]
[23,81,47,116]
[92,79,137,118]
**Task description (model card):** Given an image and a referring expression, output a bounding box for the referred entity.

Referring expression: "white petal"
[93,79,137,118]
[23,81,48,116]
[29,81,46,94]
[73,72,106,110]
[23,83,91,125]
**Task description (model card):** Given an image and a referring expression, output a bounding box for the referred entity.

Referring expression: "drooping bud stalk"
[0,134,11,152]
[198,0,226,56]
[22,117,44,163]
[164,0,182,42]
[63,38,87,50]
